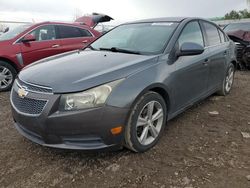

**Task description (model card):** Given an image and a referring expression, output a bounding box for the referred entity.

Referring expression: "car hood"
[227,30,250,45]
[19,50,159,93]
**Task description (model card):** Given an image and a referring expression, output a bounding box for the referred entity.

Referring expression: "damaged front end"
[227,30,250,70]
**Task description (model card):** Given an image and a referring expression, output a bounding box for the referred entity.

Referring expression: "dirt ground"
[0,71,250,188]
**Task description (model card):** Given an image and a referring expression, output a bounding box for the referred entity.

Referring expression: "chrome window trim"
[13,24,94,44]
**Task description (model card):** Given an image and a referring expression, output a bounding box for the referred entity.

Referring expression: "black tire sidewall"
[126,92,167,152]
[0,61,17,91]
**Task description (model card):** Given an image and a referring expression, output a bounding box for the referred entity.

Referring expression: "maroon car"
[0,14,113,91]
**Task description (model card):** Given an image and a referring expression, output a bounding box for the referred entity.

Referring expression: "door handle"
[203,58,210,66]
[52,44,60,48]
[82,40,88,44]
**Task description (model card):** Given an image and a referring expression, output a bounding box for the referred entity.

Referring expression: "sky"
[0,0,248,25]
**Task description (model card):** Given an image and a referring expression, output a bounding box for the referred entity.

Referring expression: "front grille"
[17,79,53,94]
[11,90,47,115]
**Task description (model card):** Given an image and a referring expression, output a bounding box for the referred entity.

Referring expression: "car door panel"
[169,21,209,111]
[59,37,94,53]
[202,22,228,91]
[172,50,210,110]
[20,40,62,65]
[207,44,227,91]
[20,25,61,65]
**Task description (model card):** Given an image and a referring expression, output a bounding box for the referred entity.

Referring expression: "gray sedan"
[11,17,236,152]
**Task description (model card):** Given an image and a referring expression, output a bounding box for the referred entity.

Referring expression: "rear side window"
[58,25,91,39]
[203,22,221,46]
[30,25,56,41]
[79,29,92,37]
[178,21,204,47]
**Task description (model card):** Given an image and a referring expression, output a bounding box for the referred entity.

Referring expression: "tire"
[217,63,235,96]
[0,61,17,92]
[124,91,167,152]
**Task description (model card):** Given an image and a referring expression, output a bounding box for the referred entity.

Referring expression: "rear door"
[201,21,228,91]
[57,25,94,52]
[20,25,62,65]
[173,21,210,110]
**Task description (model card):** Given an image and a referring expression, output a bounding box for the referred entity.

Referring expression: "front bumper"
[10,80,129,150]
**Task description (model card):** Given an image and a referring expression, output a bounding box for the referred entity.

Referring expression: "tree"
[225,10,241,20]
[239,9,250,18]
[224,9,250,20]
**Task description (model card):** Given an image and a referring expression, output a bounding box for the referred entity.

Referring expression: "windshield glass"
[91,22,178,55]
[0,24,32,41]
[224,23,250,32]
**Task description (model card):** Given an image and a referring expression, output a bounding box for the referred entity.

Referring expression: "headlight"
[59,79,124,111]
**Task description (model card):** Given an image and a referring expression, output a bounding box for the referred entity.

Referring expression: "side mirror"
[22,34,36,43]
[178,42,204,56]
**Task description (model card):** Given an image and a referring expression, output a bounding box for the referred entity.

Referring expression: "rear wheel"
[217,63,235,96]
[0,61,17,92]
[124,91,167,152]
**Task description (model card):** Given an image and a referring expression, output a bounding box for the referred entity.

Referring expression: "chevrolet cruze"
[11,17,236,152]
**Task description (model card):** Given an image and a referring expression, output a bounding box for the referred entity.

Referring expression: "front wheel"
[217,63,235,96]
[0,61,17,92]
[124,91,167,152]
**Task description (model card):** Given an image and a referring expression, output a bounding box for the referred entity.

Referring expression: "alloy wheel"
[136,100,164,146]
[0,66,13,89]
[225,67,234,93]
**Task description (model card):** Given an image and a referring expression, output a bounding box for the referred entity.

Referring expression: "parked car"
[0,15,113,91]
[224,22,250,69]
[11,17,236,152]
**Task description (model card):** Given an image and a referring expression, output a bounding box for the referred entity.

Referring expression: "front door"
[171,21,210,111]
[20,25,61,65]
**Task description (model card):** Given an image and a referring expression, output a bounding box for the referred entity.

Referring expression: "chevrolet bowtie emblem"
[18,87,28,98]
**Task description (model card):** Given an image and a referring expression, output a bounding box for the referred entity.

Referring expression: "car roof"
[126,17,188,24]
[32,21,91,28]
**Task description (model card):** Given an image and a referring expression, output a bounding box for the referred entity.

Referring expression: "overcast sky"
[0,0,248,24]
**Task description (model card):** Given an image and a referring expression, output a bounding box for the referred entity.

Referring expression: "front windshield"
[224,23,250,32]
[0,24,32,41]
[91,22,179,55]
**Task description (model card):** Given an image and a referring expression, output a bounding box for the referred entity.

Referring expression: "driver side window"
[178,21,204,47]
[29,25,56,41]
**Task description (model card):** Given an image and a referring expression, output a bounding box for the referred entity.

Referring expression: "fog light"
[111,126,123,135]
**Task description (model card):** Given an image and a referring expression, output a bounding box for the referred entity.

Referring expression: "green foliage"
[224,9,250,20]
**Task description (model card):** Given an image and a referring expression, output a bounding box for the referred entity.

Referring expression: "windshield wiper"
[99,47,141,55]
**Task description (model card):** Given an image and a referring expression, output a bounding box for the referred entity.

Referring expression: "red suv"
[0,21,102,91]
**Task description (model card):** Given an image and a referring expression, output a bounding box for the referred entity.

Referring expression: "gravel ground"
[0,71,250,188]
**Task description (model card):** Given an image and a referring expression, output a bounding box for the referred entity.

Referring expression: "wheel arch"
[131,83,171,113]
[0,57,19,72]
[230,60,237,69]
